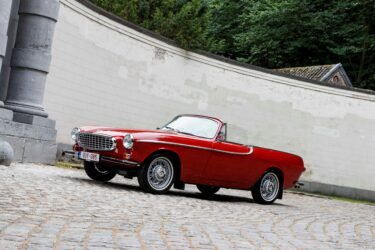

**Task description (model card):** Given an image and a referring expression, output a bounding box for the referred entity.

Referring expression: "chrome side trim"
[214,146,254,155]
[137,140,254,155]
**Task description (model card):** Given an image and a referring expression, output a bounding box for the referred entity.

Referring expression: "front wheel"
[251,171,281,204]
[84,161,117,182]
[138,155,175,194]
[197,185,220,195]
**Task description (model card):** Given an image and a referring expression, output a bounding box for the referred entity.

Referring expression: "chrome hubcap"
[155,166,166,180]
[260,172,279,202]
[147,157,173,191]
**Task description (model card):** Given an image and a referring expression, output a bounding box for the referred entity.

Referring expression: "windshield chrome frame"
[161,114,223,140]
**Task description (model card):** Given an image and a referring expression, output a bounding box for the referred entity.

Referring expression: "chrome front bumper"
[62,151,140,167]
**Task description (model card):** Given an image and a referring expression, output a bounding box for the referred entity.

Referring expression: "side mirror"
[156,127,160,130]
[216,131,225,142]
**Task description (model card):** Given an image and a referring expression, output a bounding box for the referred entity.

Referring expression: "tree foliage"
[90,0,375,90]
[90,0,212,49]
[208,0,375,89]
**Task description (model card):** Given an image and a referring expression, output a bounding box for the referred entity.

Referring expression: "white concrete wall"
[45,0,375,193]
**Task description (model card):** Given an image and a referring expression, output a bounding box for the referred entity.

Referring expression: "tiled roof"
[274,64,337,81]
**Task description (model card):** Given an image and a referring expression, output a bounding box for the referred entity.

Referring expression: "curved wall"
[45,0,375,198]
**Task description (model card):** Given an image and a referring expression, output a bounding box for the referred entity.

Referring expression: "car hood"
[79,126,207,141]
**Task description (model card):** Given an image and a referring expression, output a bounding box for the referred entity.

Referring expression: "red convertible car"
[66,115,305,204]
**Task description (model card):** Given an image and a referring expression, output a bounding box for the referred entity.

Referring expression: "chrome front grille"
[78,133,116,151]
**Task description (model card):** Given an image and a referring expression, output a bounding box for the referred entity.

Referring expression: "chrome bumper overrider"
[62,151,140,167]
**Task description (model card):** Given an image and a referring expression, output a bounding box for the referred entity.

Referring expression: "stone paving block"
[27,237,55,247]
[0,233,26,242]
[2,223,35,237]
[60,243,85,250]
[0,239,22,249]
[26,243,53,250]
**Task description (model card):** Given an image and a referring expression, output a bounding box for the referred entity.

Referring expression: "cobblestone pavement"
[0,164,374,250]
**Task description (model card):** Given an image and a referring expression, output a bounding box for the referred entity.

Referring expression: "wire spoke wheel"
[260,172,279,202]
[147,157,173,190]
[252,171,281,204]
[138,155,175,193]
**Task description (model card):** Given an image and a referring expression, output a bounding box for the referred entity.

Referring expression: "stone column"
[0,0,13,107]
[0,0,21,107]
[5,0,60,118]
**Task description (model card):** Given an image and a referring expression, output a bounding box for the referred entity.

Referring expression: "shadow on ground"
[63,176,290,207]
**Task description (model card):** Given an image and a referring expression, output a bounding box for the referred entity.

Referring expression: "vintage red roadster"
[66,115,305,204]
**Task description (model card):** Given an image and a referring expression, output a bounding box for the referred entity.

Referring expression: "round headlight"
[123,134,134,149]
[71,127,80,141]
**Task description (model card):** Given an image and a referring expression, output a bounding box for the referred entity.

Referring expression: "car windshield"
[162,116,220,139]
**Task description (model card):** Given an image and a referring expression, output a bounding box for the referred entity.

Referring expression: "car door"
[203,141,254,188]
[175,137,214,183]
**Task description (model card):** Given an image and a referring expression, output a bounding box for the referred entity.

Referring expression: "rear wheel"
[138,155,175,194]
[197,185,220,195]
[251,171,281,204]
[84,161,117,182]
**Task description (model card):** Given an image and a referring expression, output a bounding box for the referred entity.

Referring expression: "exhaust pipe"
[294,182,304,189]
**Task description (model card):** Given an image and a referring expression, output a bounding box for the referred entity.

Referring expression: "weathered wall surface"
[44,0,375,198]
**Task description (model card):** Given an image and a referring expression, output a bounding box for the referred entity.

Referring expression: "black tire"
[251,171,281,205]
[137,154,175,194]
[197,185,220,195]
[84,161,116,182]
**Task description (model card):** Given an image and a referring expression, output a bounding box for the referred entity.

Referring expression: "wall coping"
[61,0,375,102]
